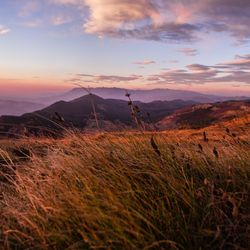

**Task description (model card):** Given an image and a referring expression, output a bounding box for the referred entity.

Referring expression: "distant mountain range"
[1,92,250,138]
[1,87,249,117]
[56,87,249,103]
[0,94,195,137]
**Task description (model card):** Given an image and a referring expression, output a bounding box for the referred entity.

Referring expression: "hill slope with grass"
[0,116,250,249]
[158,100,250,129]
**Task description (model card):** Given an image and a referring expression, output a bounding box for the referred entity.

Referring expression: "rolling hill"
[2,88,248,117]
[0,94,195,136]
[1,94,250,138]
[157,100,250,129]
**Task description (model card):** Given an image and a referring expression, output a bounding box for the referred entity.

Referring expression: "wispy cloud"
[68,53,250,86]
[0,26,10,35]
[134,60,156,65]
[21,19,43,28]
[50,0,83,4]
[187,64,211,72]
[218,54,250,70]
[51,14,73,26]
[178,48,198,56]
[18,1,40,17]
[148,53,250,85]
[68,73,143,84]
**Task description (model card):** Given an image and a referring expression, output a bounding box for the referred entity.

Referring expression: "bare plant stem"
[74,84,100,131]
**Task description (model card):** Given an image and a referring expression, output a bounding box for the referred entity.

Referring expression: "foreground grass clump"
[0,130,250,249]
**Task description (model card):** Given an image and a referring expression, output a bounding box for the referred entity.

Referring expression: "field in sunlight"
[0,118,250,249]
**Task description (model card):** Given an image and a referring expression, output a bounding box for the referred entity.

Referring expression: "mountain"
[1,95,250,137]
[0,99,45,116]
[1,88,248,117]
[157,100,250,129]
[58,87,249,103]
[0,94,195,137]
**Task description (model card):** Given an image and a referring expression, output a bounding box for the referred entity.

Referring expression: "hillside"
[2,88,248,117]
[1,96,250,138]
[1,118,249,249]
[0,95,195,137]
[158,100,250,129]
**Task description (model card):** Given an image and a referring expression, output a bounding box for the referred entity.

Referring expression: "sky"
[1,0,250,97]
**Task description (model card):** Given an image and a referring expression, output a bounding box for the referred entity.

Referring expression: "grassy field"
[0,118,250,249]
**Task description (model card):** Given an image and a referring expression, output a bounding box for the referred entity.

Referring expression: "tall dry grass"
[0,129,250,249]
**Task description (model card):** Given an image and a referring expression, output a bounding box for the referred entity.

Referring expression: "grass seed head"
[213,147,219,158]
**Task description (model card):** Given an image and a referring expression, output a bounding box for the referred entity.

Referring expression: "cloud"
[178,48,198,56]
[187,64,210,72]
[17,1,78,28]
[148,68,219,85]
[147,53,250,85]
[51,0,199,42]
[50,0,83,4]
[78,0,250,43]
[13,0,249,44]
[83,0,201,42]
[51,14,73,26]
[69,53,250,87]
[83,0,162,34]
[202,0,250,41]
[94,75,142,82]
[21,19,43,28]
[69,73,143,84]
[0,26,10,35]
[218,54,250,70]
[18,1,40,17]
[134,60,156,65]
[170,60,179,63]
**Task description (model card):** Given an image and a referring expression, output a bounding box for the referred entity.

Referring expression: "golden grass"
[0,123,250,249]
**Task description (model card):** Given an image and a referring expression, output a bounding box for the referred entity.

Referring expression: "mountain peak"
[60,87,250,104]
[70,94,104,103]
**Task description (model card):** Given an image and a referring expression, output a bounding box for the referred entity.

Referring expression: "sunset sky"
[1,0,250,96]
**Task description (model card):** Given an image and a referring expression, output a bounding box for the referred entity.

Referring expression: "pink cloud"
[21,0,250,43]
[51,14,73,26]
[178,48,198,56]
[0,26,10,35]
[68,0,250,43]
[134,60,156,65]
[18,1,40,17]
[83,0,163,34]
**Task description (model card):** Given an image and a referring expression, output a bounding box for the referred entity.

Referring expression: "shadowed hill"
[0,94,195,136]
